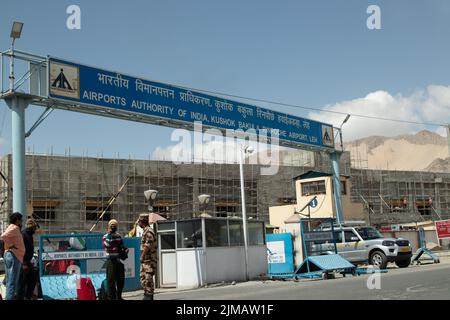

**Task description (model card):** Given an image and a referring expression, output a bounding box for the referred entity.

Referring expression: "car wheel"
[369,250,388,269]
[395,259,410,268]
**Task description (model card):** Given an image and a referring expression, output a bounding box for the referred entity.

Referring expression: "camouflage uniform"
[140,226,157,295]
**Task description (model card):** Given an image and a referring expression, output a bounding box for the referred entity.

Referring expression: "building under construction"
[0,149,449,234]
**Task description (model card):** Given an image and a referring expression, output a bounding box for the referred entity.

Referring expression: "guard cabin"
[269,171,364,230]
[268,171,365,267]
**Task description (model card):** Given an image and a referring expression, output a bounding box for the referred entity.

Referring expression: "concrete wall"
[176,249,206,289]
[204,246,267,284]
[174,246,267,289]
[247,245,269,279]
[205,247,246,283]
[269,205,296,229]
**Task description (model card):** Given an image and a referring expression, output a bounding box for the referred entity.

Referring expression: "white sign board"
[267,240,286,264]
[41,250,106,261]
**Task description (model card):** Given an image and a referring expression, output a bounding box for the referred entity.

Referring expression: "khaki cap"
[108,219,119,228]
[138,213,149,222]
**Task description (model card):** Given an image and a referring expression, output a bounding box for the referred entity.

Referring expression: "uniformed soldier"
[138,213,157,300]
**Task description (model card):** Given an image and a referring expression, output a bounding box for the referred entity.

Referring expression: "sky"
[1,0,450,160]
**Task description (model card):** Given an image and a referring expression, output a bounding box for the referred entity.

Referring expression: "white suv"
[314,224,412,269]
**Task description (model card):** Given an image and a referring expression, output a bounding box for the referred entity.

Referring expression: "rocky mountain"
[345,130,450,172]
[425,157,450,172]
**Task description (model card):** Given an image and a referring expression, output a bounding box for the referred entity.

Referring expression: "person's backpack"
[98,279,108,300]
[76,277,97,300]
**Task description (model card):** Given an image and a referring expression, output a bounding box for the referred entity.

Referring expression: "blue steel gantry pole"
[330,116,350,225]
[330,151,344,224]
[5,95,28,218]
[3,39,30,218]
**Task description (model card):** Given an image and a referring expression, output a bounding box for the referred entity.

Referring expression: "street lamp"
[9,21,23,91]
[339,114,351,151]
[144,189,158,212]
[10,21,23,40]
[238,144,254,281]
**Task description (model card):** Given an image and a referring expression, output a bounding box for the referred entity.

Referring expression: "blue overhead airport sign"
[47,57,335,150]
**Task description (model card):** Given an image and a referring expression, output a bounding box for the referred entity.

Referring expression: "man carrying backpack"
[102,219,128,300]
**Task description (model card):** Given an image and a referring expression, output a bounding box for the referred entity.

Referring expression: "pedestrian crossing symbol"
[321,125,334,147]
[49,61,80,99]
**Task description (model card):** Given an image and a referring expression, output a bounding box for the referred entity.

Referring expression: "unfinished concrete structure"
[1,149,449,234]
[0,150,320,234]
[349,168,450,225]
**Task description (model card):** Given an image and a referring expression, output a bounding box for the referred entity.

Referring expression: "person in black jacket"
[17,218,39,300]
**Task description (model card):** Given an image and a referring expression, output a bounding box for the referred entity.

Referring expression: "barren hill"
[345,130,450,172]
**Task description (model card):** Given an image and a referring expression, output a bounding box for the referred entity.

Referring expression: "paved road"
[130,260,450,300]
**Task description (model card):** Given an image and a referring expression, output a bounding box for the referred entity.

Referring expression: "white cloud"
[307,85,450,141]
[435,126,448,137]
[152,137,273,165]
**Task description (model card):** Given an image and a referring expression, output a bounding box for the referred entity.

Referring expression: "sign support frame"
[0,49,347,235]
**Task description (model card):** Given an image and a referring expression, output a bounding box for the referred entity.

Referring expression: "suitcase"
[76,277,97,300]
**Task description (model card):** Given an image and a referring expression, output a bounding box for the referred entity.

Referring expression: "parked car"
[312,223,412,269]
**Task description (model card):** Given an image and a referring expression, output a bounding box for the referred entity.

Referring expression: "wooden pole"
[89,176,130,232]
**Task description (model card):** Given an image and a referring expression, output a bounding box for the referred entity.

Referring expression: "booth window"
[248,221,265,246]
[229,220,244,246]
[176,220,203,248]
[157,221,175,231]
[301,180,326,196]
[205,219,229,247]
[160,233,176,250]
